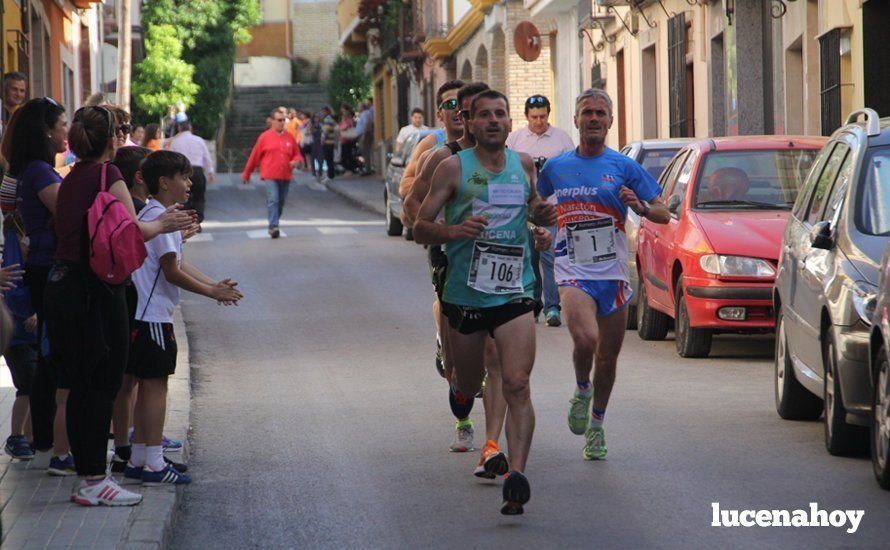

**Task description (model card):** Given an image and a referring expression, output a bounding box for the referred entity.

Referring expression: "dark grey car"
[774,109,890,456]
[869,242,890,489]
[384,132,427,237]
[619,139,694,328]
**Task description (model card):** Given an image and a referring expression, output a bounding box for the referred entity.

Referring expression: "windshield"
[858,146,890,236]
[639,148,681,181]
[693,149,818,210]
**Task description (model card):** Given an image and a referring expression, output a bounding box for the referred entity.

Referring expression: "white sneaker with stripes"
[73,476,143,507]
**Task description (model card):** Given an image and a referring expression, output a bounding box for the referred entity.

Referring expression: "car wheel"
[823,330,868,455]
[404,227,414,241]
[626,277,639,330]
[636,279,669,341]
[674,277,712,358]
[774,309,822,420]
[872,345,890,489]
[384,190,403,237]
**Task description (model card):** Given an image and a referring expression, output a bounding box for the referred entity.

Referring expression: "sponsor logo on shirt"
[468,172,488,186]
[554,185,599,199]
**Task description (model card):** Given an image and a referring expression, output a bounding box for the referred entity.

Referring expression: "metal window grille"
[668,13,688,137]
[819,28,841,136]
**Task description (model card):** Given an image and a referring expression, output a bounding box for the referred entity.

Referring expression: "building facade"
[1,0,105,116]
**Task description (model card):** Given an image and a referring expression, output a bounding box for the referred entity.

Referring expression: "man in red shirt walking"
[242,108,303,238]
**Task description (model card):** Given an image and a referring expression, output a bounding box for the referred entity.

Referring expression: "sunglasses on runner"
[438,98,458,111]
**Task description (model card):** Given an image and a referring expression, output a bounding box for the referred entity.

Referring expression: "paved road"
[171,176,890,549]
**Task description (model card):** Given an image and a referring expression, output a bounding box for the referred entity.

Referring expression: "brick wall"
[293,0,341,80]
[452,0,555,129]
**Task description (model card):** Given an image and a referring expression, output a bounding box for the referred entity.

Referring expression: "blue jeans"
[265,179,290,229]
[540,225,560,311]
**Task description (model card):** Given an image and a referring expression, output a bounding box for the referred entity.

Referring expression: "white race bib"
[566,217,617,265]
[487,184,525,205]
[468,241,525,294]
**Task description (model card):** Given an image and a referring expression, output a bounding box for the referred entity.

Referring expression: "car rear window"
[638,149,680,181]
[858,146,890,236]
[693,149,818,210]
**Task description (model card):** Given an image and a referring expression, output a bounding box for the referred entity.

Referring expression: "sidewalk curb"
[325,180,387,217]
[117,307,191,549]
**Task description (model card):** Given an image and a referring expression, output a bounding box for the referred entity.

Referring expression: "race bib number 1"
[468,241,525,294]
[566,217,617,265]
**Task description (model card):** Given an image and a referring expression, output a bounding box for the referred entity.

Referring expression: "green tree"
[132,24,199,119]
[327,54,371,110]
[137,0,261,135]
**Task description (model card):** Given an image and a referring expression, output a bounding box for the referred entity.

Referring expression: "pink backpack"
[87,163,147,284]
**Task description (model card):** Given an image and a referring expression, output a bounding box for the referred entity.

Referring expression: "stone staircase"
[218,83,328,173]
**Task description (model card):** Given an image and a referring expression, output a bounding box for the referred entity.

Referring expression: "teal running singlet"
[433,129,446,149]
[442,148,534,308]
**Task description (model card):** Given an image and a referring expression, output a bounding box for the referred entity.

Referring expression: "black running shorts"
[442,298,536,337]
[128,321,177,379]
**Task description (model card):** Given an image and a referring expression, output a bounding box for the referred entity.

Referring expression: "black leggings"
[185,167,207,223]
[45,263,128,476]
[25,264,58,451]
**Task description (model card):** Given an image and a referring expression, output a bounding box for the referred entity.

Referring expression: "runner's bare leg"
[492,312,536,472]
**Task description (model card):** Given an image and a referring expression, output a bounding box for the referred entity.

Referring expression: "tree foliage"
[132,25,199,119]
[135,0,261,135]
[327,55,371,110]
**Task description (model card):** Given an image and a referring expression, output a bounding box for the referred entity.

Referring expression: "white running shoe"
[73,476,143,507]
[450,420,475,452]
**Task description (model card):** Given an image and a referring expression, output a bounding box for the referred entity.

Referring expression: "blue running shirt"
[537,147,661,283]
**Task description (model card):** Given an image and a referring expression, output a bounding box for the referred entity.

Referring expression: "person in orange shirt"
[142,124,162,151]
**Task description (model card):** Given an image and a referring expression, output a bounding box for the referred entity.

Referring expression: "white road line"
[317,227,359,235]
[188,233,214,243]
[246,229,288,239]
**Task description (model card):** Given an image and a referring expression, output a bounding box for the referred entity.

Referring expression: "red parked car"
[635,136,826,357]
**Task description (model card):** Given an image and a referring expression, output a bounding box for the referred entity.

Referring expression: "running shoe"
[583,426,607,460]
[568,390,592,435]
[142,463,191,485]
[501,471,531,515]
[545,308,562,327]
[73,477,142,507]
[435,338,446,379]
[474,440,508,479]
[47,454,76,476]
[269,227,281,239]
[450,419,474,452]
[124,464,144,480]
[162,435,183,451]
[165,456,188,472]
[5,435,34,460]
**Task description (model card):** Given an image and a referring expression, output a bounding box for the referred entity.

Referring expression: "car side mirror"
[809,220,833,250]
[667,194,681,214]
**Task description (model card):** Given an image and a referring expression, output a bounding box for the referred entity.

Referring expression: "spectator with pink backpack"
[43,105,195,507]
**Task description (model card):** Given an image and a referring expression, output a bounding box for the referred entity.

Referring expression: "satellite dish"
[514,21,542,62]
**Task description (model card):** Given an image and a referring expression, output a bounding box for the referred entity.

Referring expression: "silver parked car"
[619,139,694,328]
[384,131,430,238]
[775,109,890,456]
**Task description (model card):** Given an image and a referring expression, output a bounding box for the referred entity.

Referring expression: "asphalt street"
[171,175,890,549]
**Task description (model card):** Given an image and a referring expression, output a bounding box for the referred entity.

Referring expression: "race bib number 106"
[468,241,525,294]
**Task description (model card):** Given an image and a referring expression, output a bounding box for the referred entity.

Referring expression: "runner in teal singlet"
[414,90,556,516]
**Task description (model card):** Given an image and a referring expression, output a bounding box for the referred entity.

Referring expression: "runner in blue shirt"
[537,88,670,460]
